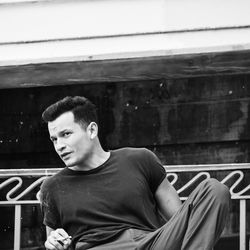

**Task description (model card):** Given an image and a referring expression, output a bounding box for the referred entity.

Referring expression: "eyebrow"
[59,129,70,134]
[49,129,71,140]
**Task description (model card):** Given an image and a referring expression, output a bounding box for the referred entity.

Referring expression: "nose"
[55,138,66,153]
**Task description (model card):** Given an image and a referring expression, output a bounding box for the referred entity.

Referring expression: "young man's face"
[48,111,93,168]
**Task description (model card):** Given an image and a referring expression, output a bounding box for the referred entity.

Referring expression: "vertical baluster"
[14,204,21,250]
[239,199,246,250]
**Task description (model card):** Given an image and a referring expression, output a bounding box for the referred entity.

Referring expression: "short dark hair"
[42,96,98,128]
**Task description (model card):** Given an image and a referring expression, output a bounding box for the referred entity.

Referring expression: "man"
[40,96,230,250]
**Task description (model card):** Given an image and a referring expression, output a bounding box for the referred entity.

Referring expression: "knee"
[203,178,231,206]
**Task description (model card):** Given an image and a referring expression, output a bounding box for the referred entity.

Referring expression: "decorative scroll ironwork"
[167,170,250,199]
[0,164,250,203]
[0,176,46,201]
[1,164,249,250]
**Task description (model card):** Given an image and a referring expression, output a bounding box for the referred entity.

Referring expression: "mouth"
[60,152,71,160]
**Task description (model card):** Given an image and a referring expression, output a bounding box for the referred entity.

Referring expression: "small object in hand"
[57,236,72,246]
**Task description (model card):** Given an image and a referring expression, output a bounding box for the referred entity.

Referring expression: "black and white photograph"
[0,0,249,249]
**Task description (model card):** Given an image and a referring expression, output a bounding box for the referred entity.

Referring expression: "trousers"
[76,178,230,250]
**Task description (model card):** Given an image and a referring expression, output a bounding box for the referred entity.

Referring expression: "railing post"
[14,204,21,250]
[239,199,246,250]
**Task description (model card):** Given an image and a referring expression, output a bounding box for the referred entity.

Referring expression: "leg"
[181,179,230,250]
[77,230,138,250]
[138,178,230,250]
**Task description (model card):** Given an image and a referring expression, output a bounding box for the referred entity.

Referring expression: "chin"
[64,160,75,168]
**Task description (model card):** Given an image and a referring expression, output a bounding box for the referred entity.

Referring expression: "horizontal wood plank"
[1,50,250,89]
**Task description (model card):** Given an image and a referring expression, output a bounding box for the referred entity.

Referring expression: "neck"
[69,142,110,171]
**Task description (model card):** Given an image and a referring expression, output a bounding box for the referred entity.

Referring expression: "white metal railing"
[0,163,249,250]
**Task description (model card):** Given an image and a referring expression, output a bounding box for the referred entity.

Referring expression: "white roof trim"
[0,27,250,66]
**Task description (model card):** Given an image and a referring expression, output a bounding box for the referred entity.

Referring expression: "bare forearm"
[158,188,182,220]
[155,177,182,221]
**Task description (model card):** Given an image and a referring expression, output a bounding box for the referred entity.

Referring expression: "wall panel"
[0,73,250,167]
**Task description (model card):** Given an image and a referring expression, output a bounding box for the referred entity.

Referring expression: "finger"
[58,236,72,250]
[55,228,72,248]
[45,240,54,249]
[62,238,72,249]
[50,230,66,242]
[46,236,64,250]
[45,239,60,250]
[49,229,71,249]
[57,239,64,247]
[53,239,65,250]
[56,228,69,238]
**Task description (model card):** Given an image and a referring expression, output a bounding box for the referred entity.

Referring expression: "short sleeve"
[40,178,61,229]
[142,149,166,193]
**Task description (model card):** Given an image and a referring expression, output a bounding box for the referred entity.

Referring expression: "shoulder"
[40,168,65,192]
[40,176,55,194]
[113,147,152,158]
[112,147,158,164]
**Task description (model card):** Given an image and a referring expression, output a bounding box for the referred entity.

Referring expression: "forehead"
[48,112,78,134]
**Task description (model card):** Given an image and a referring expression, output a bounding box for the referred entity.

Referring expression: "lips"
[60,152,71,159]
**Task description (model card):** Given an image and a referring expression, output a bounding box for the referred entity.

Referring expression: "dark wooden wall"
[1,74,250,168]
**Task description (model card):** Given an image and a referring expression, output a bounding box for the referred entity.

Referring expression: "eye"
[50,137,57,143]
[62,131,72,137]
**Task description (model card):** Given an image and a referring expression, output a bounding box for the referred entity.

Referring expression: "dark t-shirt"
[40,147,166,247]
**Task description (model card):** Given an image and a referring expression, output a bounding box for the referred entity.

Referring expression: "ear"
[87,122,98,139]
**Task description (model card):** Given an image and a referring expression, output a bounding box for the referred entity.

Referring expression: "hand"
[45,228,72,250]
